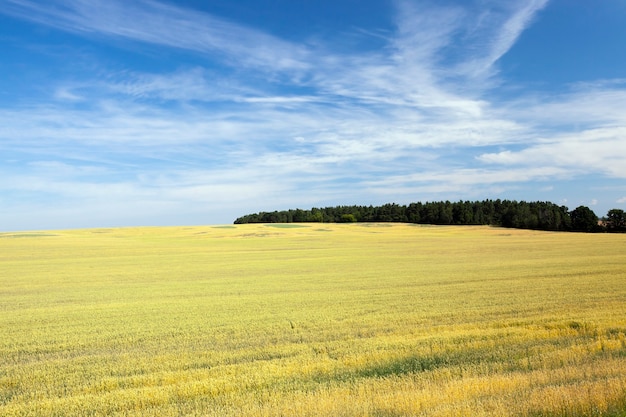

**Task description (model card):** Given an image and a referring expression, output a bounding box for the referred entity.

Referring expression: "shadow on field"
[356,354,450,378]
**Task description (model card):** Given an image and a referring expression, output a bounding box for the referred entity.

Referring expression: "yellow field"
[1,224,625,416]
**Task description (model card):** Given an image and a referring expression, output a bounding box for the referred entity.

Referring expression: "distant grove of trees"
[234,200,626,233]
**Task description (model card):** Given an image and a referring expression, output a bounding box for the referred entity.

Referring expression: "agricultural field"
[1,223,625,416]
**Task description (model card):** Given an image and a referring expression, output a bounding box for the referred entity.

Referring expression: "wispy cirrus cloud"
[101,68,254,102]
[3,0,310,71]
[457,0,549,79]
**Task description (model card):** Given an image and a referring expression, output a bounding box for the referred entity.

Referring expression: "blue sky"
[1,0,625,230]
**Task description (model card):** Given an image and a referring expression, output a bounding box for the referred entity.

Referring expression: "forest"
[234,200,626,233]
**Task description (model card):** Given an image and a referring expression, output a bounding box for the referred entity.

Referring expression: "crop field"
[1,223,625,416]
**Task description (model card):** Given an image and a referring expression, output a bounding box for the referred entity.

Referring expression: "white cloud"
[477,127,626,178]
[503,82,626,127]
[54,87,84,101]
[102,68,247,102]
[460,0,549,79]
[364,166,570,191]
[4,0,310,72]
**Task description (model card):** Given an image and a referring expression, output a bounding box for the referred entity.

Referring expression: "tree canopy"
[606,209,626,232]
[570,206,601,232]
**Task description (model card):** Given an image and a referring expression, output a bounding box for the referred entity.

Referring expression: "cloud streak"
[4,0,310,71]
[461,0,549,79]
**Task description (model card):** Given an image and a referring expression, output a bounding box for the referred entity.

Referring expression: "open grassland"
[1,224,625,416]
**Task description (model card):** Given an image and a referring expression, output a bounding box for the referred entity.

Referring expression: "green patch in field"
[0,233,57,238]
[356,354,450,379]
[212,226,237,229]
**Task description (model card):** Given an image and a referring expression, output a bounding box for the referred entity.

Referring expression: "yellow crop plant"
[1,224,625,416]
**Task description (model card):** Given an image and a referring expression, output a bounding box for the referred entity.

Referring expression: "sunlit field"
[1,224,625,416]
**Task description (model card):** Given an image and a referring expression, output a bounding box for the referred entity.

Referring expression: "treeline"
[234,200,626,233]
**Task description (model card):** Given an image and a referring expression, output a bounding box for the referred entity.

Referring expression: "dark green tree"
[309,208,324,223]
[570,206,599,232]
[339,213,357,223]
[606,209,626,232]
[406,203,422,223]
